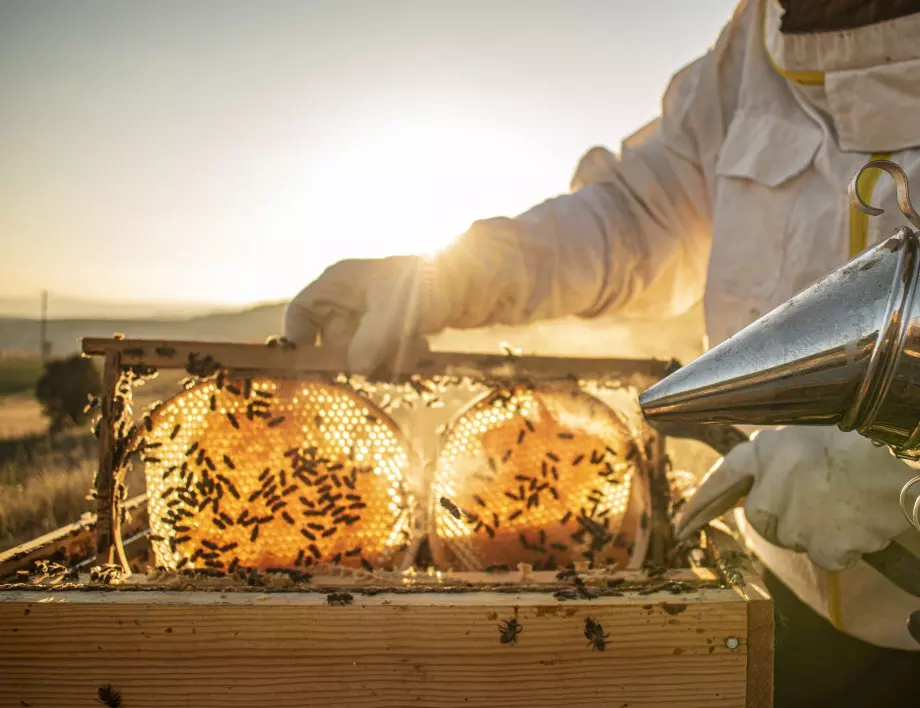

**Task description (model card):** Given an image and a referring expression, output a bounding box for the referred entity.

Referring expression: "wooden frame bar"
[93,350,131,571]
[0,495,149,581]
[81,337,675,386]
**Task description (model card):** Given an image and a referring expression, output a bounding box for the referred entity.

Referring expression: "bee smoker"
[638,160,920,531]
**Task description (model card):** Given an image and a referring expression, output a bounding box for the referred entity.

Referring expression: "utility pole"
[39,290,50,362]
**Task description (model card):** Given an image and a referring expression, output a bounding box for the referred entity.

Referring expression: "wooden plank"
[80,337,672,386]
[0,587,751,708]
[0,496,149,581]
[744,580,774,708]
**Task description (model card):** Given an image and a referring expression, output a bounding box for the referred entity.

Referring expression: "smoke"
[429,302,706,364]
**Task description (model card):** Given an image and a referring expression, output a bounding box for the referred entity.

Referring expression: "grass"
[0,358,43,396]
[0,459,96,551]
[0,391,144,553]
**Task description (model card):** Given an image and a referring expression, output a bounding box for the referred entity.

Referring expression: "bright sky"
[0,0,738,307]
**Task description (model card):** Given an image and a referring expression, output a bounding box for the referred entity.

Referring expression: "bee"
[553,588,577,601]
[485,564,509,573]
[498,617,523,645]
[267,416,286,428]
[572,454,585,466]
[169,424,181,440]
[89,565,125,586]
[226,412,240,429]
[584,617,610,651]
[360,558,373,572]
[326,592,353,605]
[643,561,667,579]
[439,496,463,520]
[97,684,121,708]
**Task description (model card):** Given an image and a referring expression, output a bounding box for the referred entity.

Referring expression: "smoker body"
[640,161,920,461]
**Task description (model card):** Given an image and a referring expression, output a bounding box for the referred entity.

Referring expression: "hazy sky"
[0,0,737,307]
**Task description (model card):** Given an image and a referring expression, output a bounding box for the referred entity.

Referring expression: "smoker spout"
[639,228,920,456]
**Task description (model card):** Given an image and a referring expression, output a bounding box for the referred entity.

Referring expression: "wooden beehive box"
[0,338,772,708]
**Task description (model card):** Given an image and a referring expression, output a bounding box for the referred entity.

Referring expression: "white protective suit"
[285,0,920,649]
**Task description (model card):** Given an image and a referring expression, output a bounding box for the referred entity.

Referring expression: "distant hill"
[0,302,287,356]
[0,295,232,320]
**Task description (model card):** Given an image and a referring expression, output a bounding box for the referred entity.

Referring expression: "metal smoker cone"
[640,228,920,451]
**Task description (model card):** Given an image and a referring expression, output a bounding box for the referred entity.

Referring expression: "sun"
[255,110,527,262]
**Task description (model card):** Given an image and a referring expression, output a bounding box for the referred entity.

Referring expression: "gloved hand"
[674,426,916,571]
[283,256,453,374]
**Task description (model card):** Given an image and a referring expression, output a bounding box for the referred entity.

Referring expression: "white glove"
[674,426,916,571]
[283,256,453,374]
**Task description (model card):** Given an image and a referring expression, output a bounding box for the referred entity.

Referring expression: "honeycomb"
[136,376,417,573]
[429,384,651,571]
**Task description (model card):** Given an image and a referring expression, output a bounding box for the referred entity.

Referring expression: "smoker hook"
[848,159,920,231]
[900,474,920,533]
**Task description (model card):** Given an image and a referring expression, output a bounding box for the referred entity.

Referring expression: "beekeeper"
[284,1,920,704]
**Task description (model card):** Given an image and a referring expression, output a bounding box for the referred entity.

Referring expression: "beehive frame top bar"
[81,337,674,386]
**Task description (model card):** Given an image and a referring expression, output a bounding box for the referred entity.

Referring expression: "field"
[0,366,181,552]
[0,357,43,397]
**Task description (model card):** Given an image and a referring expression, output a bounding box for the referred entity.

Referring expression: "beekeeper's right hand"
[283,255,450,375]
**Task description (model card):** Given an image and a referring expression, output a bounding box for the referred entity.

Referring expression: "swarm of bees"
[136,375,417,574]
[16,560,77,585]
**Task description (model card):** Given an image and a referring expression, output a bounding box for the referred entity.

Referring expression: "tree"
[34,355,101,434]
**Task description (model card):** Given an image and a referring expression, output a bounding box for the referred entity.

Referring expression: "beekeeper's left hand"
[674,426,916,571]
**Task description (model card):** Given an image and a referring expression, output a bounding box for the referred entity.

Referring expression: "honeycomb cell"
[430,384,651,571]
[135,376,417,572]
